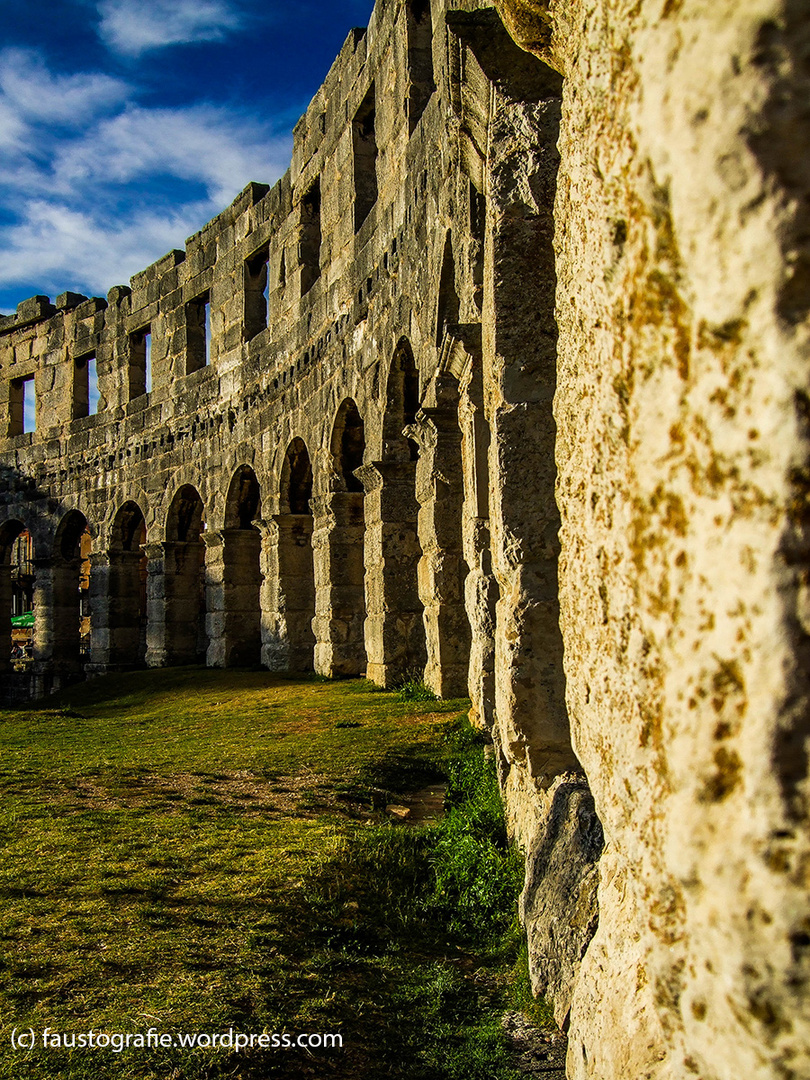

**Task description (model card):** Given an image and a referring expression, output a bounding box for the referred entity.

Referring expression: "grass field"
[0,668,553,1079]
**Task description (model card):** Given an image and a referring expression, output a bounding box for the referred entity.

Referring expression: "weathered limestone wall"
[2,0,808,1076]
[497,0,810,1077]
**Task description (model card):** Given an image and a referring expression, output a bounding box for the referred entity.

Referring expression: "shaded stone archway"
[147,485,207,666]
[208,465,262,667]
[313,399,367,677]
[0,519,27,676]
[94,502,148,670]
[30,510,92,686]
[265,438,316,672]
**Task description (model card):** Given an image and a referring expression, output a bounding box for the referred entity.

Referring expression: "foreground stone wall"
[497,0,810,1077]
[1,0,808,1077]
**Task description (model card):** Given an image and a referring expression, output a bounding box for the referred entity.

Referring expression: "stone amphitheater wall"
[2,1,809,1078]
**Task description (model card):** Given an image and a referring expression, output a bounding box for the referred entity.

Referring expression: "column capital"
[202,529,224,550]
[353,460,417,494]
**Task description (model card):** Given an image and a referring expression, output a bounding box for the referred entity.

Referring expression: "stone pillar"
[311,492,366,677]
[204,531,226,668]
[263,514,315,673]
[207,528,262,667]
[30,556,83,694]
[32,556,83,670]
[144,542,166,668]
[459,360,499,732]
[407,391,471,698]
[356,461,425,689]
[108,550,147,669]
[87,551,112,675]
[484,91,578,793]
[0,565,12,676]
[464,518,499,730]
[145,540,206,667]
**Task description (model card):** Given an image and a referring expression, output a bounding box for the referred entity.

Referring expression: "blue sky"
[0,0,375,315]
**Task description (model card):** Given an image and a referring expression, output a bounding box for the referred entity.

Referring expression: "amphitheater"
[1,0,808,1077]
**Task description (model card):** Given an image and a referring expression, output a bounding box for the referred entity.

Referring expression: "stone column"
[459,356,498,732]
[144,541,167,668]
[356,460,425,689]
[87,551,112,675]
[204,531,226,668]
[406,391,471,698]
[108,550,147,669]
[263,514,315,673]
[30,555,83,694]
[32,556,83,670]
[484,91,578,788]
[145,540,206,667]
[207,527,262,667]
[0,565,12,676]
[311,491,366,677]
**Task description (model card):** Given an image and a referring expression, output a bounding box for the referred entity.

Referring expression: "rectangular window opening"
[9,375,36,436]
[186,292,211,373]
[352,84,378,232]
[129,327,151,399]
[72,353,99,418]
[244,248,269,341]
[300,180,322,296]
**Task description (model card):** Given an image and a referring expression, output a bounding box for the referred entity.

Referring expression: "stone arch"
[331,398,366,492]
[166,484,205,542]
[280,437,313,514]
[0,519,25,563]
[107,501,148,668]
[384,338,420,462]
[266,438,316,672]
[0,519,28,673]
[216,464,262,667]
[111,500,148,554]
[159,484,207,665]
[312,400,368,677]
[435,231,460,347]
[225,464,261,529]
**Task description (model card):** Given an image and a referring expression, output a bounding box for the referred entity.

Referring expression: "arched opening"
[268,438,315,672]
[45,510,92,674]
[361,341,427,688]
[384,340,420,462]
[313,400,367,677]
[109,502,148,668]
[164,485,207,664]
[0,520,28,672]
[332,398,366,492]
[222,465,262,666]
[435,232,460,347]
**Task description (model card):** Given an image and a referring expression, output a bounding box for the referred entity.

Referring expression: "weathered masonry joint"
[3,0,810,1078]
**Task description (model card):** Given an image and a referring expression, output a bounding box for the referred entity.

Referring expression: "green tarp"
[11,612,34,629]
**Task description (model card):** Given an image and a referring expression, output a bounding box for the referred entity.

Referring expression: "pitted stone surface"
[2,1,809,1078]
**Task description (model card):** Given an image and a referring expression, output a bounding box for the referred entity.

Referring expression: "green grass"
[0,668,550,1079]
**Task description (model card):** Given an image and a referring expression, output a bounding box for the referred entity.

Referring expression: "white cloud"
[54,104,291,205]
[0,44,296,309]
[0,48,129,125]
[0,99,26,151]
[97,0,243,56]
[0,199,214,296]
